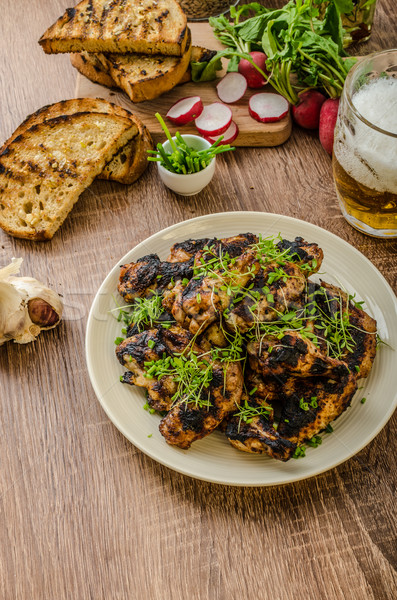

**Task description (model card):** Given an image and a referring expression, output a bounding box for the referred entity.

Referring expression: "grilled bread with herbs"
[98,28,192,102]
[39,0,188,56]
[71,42,217,91]
[0,98,152,186]
[0,111,137,240]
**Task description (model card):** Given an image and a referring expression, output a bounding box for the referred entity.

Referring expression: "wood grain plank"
[0,2,396,600]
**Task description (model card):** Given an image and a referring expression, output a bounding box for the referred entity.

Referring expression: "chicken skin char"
[226,414,297,461]
[116,326,193,412]
[247,330,349,379]
[277,373,358,445]
[312,281,377,377]
[159,359,243,449]
[118,253,194,303]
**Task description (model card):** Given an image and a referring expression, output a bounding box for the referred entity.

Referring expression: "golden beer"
[333,155,397,234]
[333,50,397,238]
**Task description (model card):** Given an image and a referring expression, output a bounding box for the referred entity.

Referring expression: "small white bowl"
[157,134,216,196]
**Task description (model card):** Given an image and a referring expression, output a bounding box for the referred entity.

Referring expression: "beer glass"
[333,49,397,238]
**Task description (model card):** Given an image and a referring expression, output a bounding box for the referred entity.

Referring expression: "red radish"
[319,98,340,155]
[166,96,203,125]
[195,102,233,136]
[292,90,327,129]
[249,93,289,123]
[216,72,247,103]
[238,51,269,88]
[205,121,239,145]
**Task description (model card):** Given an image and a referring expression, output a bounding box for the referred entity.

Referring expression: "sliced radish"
[166,96,203,125]
[249,93,289,123]
[205,121,239,145]
[195,102,233,136]
[216,72,247,104]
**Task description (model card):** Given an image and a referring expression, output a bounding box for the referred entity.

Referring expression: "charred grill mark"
[118,254,161,298]
[178,406,206,433]
[169,237,216,260]
[210,232,259,258]
[158,259,193,286]
[226,416,297,461]
[116,329,168,366]
[155,9,170,24]
[277,374,358,443]
[178,26,188,44]
[120,371,134,385]
[65,7,76,21]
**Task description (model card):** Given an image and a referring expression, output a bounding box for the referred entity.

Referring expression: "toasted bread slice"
[71,42,217,89]
[39,0,188,56]
[99,119,153,184]
[0,98,152,186]
[0,112,137,240]
[100,29,192,102]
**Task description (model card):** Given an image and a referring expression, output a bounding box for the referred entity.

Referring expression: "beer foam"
[353,78,397,134]
[334,78,397,193]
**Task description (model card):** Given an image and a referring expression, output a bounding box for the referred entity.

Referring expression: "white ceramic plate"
[85,212,397,486]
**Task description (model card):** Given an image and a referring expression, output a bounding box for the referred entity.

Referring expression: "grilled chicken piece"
[247,330,349,379]
[167,237,216,263]
[174,248,259,334]
[224,237,323,332]
[118,253,193,303]
[276,236,324,273]
[225,260,306,332]
[226,412,297,461]
[159,358,243,449]
[312,281,377,378]
[116,325,192,411]
[277,373,358,445]
[224,370,297,461]
[193,233,259,263]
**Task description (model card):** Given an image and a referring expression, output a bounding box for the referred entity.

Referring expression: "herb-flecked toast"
[39,0,188,57]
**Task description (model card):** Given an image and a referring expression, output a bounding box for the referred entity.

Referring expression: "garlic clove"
[28,298,60,328]
[0,258,63,345]
[7,275,63,329]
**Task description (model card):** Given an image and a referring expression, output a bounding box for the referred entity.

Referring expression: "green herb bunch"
[206,0,358,104]
[147,113,235,175]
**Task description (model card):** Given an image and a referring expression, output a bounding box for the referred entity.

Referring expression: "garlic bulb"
[0,258,63,345]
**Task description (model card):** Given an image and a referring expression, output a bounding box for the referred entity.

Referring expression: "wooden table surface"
[1,1,396,598]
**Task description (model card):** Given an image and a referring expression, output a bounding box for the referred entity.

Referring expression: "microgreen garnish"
[233,398,273,430]
[147,113,235,174]
[111,293,166,334]
[144,351,214,409]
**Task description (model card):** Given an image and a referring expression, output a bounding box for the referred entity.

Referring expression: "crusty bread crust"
[99,120,153,184]
[0,111,136,240]
[39,0,188,57]
[70,52,116,88]
[0,98,138,150]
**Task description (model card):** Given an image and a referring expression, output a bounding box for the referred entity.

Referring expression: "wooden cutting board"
[75,23,292,147]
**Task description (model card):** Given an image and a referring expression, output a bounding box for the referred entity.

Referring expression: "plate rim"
[85,211,397,486]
